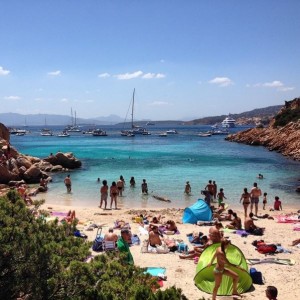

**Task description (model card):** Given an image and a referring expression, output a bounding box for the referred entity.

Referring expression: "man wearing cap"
[117,228,134,264]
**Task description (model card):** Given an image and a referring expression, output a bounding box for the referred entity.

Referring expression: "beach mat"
[187,235,202,246]
[247,258,295,265]
[145,267,166,277]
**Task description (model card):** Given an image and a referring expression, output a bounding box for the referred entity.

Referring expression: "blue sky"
[0,1,299,121]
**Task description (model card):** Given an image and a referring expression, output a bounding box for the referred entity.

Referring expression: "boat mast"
[74,110,77,126]
[131,88,135,129]
[71,108,74,126]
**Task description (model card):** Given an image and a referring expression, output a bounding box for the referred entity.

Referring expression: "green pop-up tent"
[194,243,252,296]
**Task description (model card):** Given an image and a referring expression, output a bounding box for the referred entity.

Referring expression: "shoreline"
[37,197,300,300]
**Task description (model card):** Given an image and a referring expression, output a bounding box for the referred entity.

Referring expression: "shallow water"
[11,125,300,208]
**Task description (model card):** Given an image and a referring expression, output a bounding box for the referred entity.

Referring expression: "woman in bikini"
[209,238,240,300]
[240,187,251,217]
[110,181,118,209]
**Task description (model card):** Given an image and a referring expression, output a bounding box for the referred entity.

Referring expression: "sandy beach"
[37,197,300,300]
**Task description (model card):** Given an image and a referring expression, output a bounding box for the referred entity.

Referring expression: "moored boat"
[222,115,236,128]
[92,129,107,136]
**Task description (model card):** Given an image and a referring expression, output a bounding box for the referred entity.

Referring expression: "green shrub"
[274,106,300,127]
[0,191,187,300]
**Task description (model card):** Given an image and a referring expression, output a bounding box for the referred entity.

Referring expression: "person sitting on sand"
[150,215,161,224]
[273,196,282,211]
[64,210,76,223]
[263,192,268,210]
[226,212,242,230]
[189,232,204,244]
[165,220,177,233]
[208,238,241,300]
[179,236,209,259]
[209,222,224,244]
[148,225,162,247]
[265,285,278,300]
[114,220,128,229]
[212,207,234,222]
[244,212,258,232]
[104,228,118,244]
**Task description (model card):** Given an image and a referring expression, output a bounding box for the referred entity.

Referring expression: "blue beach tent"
[182,199,212,224]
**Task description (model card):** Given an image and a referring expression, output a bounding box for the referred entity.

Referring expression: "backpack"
[250,268,264,284]
[256,244,277,254]
[92,227,104,252]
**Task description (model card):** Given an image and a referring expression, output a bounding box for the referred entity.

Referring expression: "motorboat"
[166,129,178,134]
[82,129,95,134]
[222,116,236,128]
[142,131,151,135]
[92,129,107,136]
[197,132,212,137]
[158,132,167,137]
[211,129,229,135]
[9,128,27,135]
[57,131,70,137]
[146,122,155,126]
[40,129,53,136]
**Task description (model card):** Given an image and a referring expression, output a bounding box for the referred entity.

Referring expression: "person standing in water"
[184,181,191,195]
[110,181,118,209]
[141,179,148,194]
[100,180,108,209]
[209,238,240,300]
[64,174,72,193]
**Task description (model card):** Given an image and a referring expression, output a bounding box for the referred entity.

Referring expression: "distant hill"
[184,105,283,125]
[0,113,123,126]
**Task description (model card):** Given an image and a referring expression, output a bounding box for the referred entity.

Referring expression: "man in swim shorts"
[64,175,72,193]
[250,182,262,216]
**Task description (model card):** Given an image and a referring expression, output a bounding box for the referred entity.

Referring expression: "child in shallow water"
[263,192,268,210]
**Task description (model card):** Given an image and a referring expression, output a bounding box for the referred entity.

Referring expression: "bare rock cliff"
[226,98,300,161]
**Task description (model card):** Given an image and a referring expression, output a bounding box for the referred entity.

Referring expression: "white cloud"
[48,70,61,76]
[115,70,143,80]
[149,101,169,106]
[278,87,295,92]
[60,98,68,102]
[98,72,110,78]
[209,77,233,87]
[4,95,20,100]
[0,66,10,76]
[251,80,294,91]
[142,73,166,79]
[262,80,283,87]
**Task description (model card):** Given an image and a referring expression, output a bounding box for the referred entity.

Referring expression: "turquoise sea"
[10,125,300,209]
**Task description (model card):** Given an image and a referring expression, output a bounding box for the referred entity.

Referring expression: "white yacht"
[221,116,236,128]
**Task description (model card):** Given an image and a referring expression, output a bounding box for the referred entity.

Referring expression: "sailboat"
[121,89,149,136]
[41,118,53,136]
[65,109,82,132]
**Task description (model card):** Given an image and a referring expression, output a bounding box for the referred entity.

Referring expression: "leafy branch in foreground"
[0,190,187,300]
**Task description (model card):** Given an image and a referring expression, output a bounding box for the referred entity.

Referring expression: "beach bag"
[92,227,104,252]
[256,244,277,254]
[178,243,188,253]
[250,268,264,284]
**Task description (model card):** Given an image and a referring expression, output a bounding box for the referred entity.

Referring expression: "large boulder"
[44,152,82,169]
[23,165,42,183]
[16,156,32,169]
[0,164,21,184]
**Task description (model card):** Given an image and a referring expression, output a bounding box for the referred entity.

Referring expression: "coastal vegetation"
[0,190,187,300]
[274,99,300,127]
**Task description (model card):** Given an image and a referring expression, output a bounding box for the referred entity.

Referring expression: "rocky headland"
[225,98,300,161]
[0,123,82,194]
